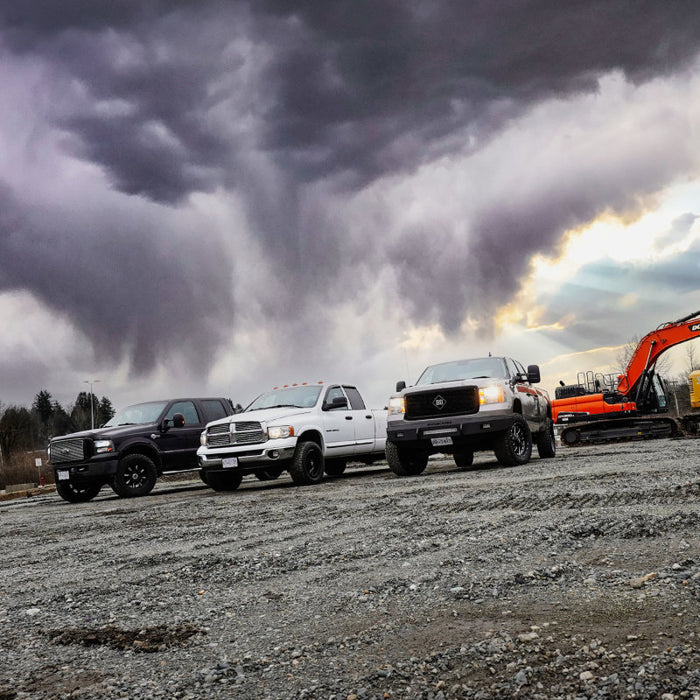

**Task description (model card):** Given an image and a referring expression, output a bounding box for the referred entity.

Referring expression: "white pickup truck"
[197,382,387,491]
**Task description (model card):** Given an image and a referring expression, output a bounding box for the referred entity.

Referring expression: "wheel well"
[513,399,522,414]
[119,445,162,473]
[296,430,323,449]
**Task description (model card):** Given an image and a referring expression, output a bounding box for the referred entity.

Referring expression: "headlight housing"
[268,425,294,439]
[479,386,505,405]
[200,431,206,447]
[93,439,114,454]
[388,397,406,416]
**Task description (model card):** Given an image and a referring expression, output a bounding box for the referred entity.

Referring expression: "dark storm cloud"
[3,1,699,199]
[1,1,700,378]
[0,181,234,374]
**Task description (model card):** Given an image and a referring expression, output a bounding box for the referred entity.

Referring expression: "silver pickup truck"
[197,382,387,490]
[386,356,556,475]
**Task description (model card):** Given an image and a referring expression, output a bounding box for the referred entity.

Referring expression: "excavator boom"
[620,309,700,396]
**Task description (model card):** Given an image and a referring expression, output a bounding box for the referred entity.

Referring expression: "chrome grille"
[50,438,86,464]
[206,421,265,447]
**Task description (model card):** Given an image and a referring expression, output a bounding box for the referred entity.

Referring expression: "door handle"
[345,416,353,420]
[365,415,372,419]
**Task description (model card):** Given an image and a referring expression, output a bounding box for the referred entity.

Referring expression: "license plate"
[57,470,70,481]
[431,437,453,447]
[222,457,238,469]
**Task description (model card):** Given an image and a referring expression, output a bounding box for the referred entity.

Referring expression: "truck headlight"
[479,386,505,405]
[93,439,114,454]
[388,397,406,415]
[268,425,294,439]
[200,431,206,447]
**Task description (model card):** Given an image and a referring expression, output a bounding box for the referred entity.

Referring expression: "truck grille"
[206,421,265,447]
[405,387,479,420]
[50,438,87,464]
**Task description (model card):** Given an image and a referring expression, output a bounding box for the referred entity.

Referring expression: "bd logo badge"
[432,395,447,410]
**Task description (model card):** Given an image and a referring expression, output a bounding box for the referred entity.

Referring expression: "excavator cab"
[689,370,700,409]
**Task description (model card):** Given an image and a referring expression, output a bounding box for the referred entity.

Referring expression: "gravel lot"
[1,438,698,699]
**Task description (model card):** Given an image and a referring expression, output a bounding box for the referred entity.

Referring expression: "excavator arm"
[620,309,700,397]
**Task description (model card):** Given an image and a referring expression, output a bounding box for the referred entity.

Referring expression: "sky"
[1,1,700,414]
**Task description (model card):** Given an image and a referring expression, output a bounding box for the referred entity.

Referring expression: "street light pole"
[83,379,101,430]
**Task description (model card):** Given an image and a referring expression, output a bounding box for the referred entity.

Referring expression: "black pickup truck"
[48,397,234,503]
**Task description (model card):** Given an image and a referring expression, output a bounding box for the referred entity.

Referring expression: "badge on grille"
[432,395,447,410]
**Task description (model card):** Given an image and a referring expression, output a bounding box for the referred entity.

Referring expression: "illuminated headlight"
[479,386,505,405]
[268,425,294,439]
[200,431,206,447]
[93,439,114,454]
[388,397,406,415]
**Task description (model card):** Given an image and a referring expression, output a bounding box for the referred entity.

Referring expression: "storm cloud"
[1,1,700,401]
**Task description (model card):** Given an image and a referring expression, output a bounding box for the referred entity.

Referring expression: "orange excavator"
[553,310,700,445]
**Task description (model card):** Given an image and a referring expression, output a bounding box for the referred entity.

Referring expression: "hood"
[50,423,159,442]
[210,407,313,427]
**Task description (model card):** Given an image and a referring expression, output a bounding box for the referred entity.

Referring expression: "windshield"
[246,385,322,411]
[103,401,168,427]
[416,358,508,385]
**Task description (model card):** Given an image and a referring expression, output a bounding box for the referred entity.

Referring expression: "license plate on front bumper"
[430,437,453,447]
[57,470,70,481]
[222,457,238,469]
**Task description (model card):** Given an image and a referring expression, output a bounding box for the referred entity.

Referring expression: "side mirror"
[527,365,541,384]
[396,380,406,392]
[323,396,348,411]
[172,413,186,428]
[159,419,171,433]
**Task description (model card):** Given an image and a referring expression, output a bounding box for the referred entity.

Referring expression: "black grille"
[405,387,479,420]
[50,438,87,464]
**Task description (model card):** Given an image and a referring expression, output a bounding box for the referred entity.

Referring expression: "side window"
[343,386,366,410]
[201,399,229,422]
[324,386,347,409]
[165,401,201,426]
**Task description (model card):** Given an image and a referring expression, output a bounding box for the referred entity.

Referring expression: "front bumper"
[387,414,515,449]
[198,441,297,473]
[52,457,119,484]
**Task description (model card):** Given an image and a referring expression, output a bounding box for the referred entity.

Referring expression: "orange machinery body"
[552,393,635,423]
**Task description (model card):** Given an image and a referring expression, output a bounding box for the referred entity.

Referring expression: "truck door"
[509,359,539,429]
[322,386,356,457]
[343,385,376,453]
[158,400,205,470]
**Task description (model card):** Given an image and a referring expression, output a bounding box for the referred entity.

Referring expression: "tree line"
[0,390,115,461]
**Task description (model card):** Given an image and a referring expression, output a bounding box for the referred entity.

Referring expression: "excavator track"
[559,416,681,446]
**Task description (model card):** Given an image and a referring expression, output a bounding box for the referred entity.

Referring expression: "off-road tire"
[324,459,347,477]
[111,454,158,498]
[254,467,284,481]
[385,441,429,476]
[55,480,102,503]
[494,414,532,467]
[207,471,243,492]
[289,442,325,486]
[536,417,557,458]
[453,449,476,470]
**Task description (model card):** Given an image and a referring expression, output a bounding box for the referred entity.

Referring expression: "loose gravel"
[0,438,698,699]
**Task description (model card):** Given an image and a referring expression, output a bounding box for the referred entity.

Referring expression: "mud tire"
[386,441,429,476]
[494,414,532,467]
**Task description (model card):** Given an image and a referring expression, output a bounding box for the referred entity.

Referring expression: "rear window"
[201,399,230,422]
[343,386,366,410]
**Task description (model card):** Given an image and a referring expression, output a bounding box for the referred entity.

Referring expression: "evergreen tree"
[98,396,115,425]
[32,390,55,443]
[49,402,73,438]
